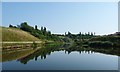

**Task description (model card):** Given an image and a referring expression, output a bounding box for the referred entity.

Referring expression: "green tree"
[94,32,95,36]
[35,25,37,30]
[65,32,67,36]
[41,26,43,31]
[79,32,81,36]
[48,31,51,35]
[9,24,13,28]
[88,32,90,36]
[17,25,21,28]
[44,27,46,32]
[68,31,71,35]
[91,32,93,36]
[67,31,73,38]
[20,22,34,33]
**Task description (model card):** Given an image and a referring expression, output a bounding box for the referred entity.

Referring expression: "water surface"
[2,44,118,70]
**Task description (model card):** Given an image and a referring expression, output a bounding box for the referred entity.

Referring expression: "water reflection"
[2,43,119,64]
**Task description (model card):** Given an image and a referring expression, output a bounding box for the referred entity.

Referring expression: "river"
[1,44,119,70]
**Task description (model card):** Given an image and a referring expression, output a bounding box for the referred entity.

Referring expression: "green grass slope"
[1,27,40,41]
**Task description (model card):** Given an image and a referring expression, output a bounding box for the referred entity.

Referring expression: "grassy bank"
[1,27,40,41]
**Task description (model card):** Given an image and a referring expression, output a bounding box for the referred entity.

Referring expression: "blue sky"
[2,2,118,35]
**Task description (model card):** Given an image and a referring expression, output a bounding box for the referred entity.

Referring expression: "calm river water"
[1,44,119,70]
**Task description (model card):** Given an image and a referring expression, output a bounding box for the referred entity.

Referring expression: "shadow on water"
[2,43,120,64]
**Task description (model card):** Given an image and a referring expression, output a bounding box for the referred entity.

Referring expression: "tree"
[44,27,46,32]
[65,32,67,36]
[94,32,95,36]
[68,31,71,35]
[13,26,17,28]
[17,25,21,28]
[68,31,72,38]
[20,22,34,32]
[88,32,90,36]
[9,24,13,28]
[42,27,47,36]
[91,32,93,36]
[41,26,43,31]
[48,31,51,35]
[35,25,37,30]
[79,32,81,36]
[85,33,87,36]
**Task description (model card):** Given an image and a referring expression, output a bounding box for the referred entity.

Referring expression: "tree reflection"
[2,43,119,64]
[17,44,119,64]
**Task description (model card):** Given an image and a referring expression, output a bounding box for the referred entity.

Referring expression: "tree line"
[9,22,96,43]
[9,22,62,42]
[8,22,120,47]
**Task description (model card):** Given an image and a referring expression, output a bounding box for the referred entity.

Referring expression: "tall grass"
[1,27,40,41]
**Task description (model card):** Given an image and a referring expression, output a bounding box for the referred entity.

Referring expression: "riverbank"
[2,41,43,50]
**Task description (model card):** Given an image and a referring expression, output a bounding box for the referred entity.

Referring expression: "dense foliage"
[89,35,120,47]
[9,22,62,42]
[9,22,120,47]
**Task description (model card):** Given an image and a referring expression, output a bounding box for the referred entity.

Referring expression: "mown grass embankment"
[1,27,40,41]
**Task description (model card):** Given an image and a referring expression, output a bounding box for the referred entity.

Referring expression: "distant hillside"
[88,32,120,47]
[1,27,40,41]
[108,32,120,36]
[89,32,120,42]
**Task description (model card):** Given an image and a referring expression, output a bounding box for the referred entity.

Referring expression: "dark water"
[1,44,119,70]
